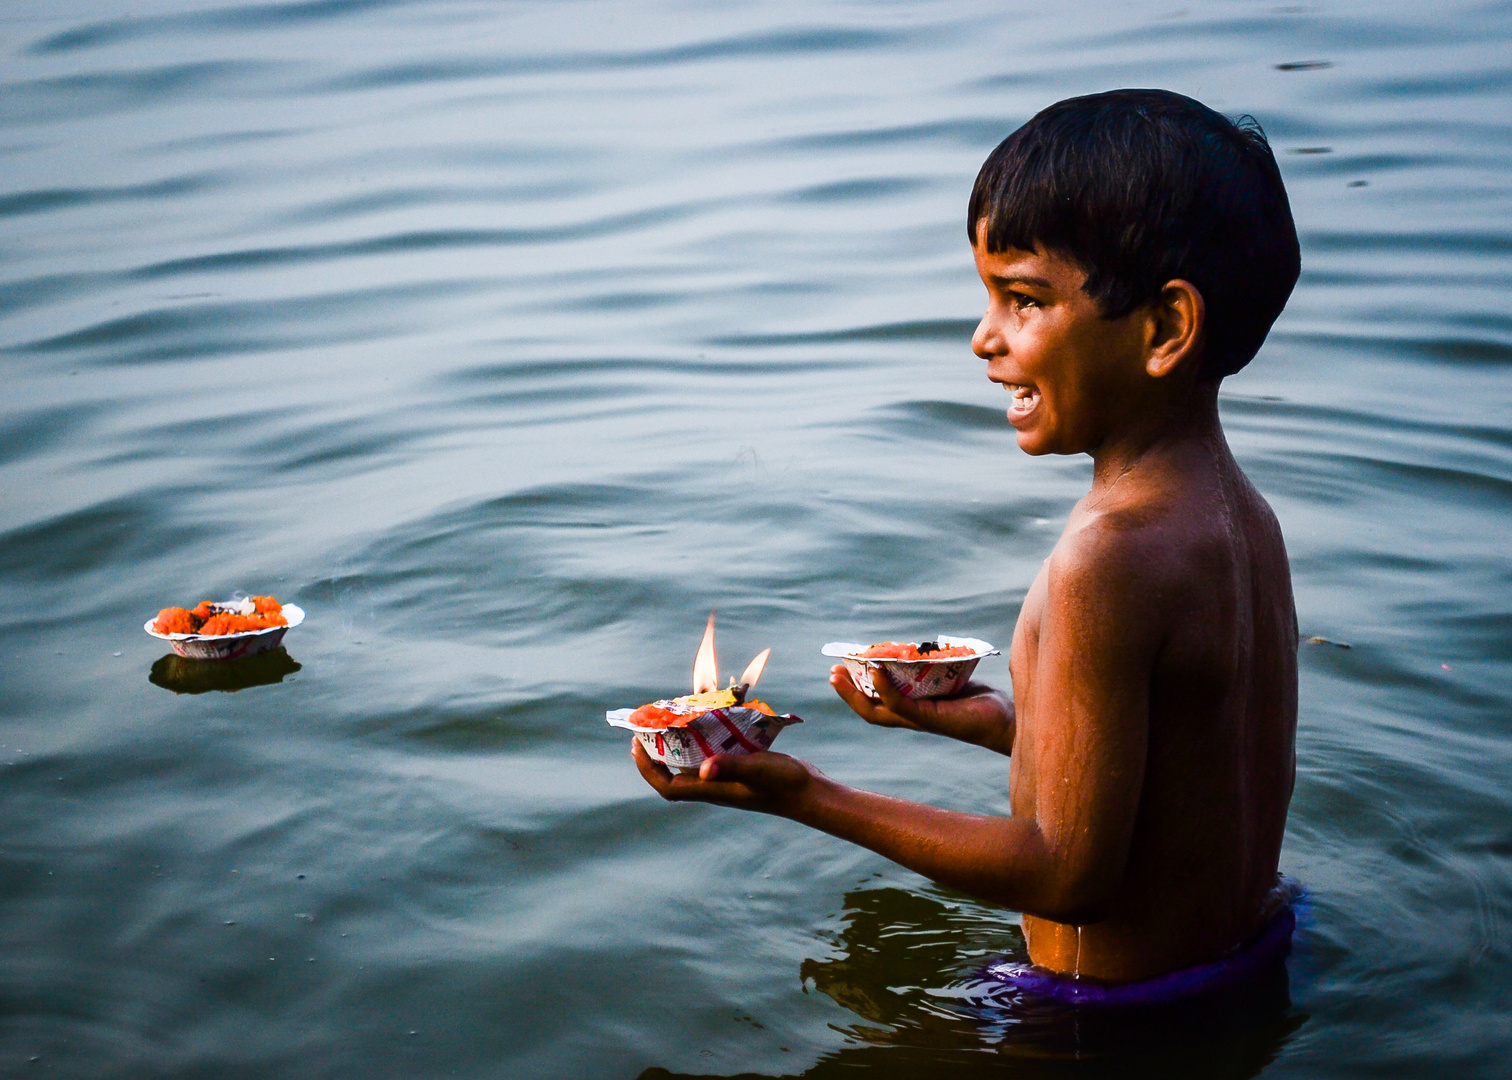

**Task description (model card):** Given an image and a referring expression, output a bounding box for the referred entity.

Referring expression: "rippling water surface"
[3,0,1511,1075]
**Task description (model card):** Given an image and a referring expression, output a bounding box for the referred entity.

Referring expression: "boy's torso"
[1009,440,1298,982]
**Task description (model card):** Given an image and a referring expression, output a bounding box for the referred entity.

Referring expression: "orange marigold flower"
[153,607,200,635]
[198,613,260,636]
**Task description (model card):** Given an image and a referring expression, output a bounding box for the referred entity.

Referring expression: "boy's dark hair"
[968,89,1300,380]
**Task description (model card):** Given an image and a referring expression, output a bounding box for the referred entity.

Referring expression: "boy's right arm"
[829,665,1015,756]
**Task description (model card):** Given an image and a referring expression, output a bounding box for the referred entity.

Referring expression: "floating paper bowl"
[144,603,304,661]
[822,636,999,700]
[607,705,801,773]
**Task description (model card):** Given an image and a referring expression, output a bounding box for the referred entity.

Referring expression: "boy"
[633,89,1301,988]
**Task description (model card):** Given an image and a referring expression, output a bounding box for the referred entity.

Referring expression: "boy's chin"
[1014,428,1080,457]
[1014,429,1053,456]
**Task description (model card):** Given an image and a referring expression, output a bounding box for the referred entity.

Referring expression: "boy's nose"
[972,313,1002,360]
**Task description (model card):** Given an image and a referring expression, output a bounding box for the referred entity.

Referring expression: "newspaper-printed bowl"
[608,705,802,773]
[144,602,305,661]
[822,636,999,700]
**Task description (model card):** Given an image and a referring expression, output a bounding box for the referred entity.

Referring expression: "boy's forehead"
[972,238,1087,290]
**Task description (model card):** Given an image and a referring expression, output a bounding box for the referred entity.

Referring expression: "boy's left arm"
[633,523,1164,923]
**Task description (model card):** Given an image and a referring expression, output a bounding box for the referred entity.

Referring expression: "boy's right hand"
[829,664,1015,755]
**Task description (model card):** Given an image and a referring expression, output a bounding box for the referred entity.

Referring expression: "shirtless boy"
[633,89,1301,986]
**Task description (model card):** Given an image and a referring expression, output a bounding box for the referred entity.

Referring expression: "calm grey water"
[3,0,1510,1075]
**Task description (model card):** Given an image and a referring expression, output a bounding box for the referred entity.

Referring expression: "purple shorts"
[983,901,1297,1009]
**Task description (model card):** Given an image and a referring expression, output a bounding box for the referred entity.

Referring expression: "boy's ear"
[1144,279,1205,379]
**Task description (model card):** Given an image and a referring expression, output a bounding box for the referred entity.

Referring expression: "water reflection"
[640,885,1304,1076]
[148,647,301,694]
[642,1029,1303,1079]
[800,885,1026,1046]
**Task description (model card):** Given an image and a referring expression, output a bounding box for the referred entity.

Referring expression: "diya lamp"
[607,612,801,772]
[145,596,305,661]
[822,635,998,700]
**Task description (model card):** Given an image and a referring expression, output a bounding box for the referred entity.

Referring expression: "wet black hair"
[968,89,1300,380]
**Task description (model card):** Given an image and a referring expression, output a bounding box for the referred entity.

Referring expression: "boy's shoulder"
[1048,463,1252,605]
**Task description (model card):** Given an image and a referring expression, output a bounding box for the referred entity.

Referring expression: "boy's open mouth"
[1004,383,1040,418]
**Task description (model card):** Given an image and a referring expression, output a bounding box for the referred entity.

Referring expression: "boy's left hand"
[631,739,817,817]
[830,664,1014,754]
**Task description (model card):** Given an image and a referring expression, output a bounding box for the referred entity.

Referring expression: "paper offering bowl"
[822,636,998,700]
[144,604,305,661]
[607,706,802,773]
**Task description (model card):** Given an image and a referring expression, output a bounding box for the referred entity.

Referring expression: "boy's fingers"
[829,666,879,715]
[699,752,774,784]
[829,664,889,712]
[633,738,720,795]
[632,739,676,794]
[701,752,811,808]
[829,666,923,730]
[633,741,757,804]
[870,666,923,720]
[631,739,676,787]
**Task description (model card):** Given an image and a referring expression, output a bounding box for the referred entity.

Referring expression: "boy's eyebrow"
[989,273,1054,289]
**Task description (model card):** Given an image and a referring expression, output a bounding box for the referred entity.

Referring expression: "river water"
[2,0,1509,1076]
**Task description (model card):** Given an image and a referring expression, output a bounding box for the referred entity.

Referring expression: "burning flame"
[692,610,719,693]
[689,611,771,696]
[739,648,770,692]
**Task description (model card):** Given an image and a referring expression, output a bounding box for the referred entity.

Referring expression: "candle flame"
[692,610,718,693]
[739,648,771,692]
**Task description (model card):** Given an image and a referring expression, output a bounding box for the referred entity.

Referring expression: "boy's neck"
[1088,379,1227,494]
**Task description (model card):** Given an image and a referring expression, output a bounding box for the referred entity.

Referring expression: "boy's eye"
[1009,290,1038,309]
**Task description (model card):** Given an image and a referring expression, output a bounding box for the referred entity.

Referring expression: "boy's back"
[1011,419,1297,980]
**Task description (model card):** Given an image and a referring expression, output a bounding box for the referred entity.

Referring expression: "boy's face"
[971,226,1153,457]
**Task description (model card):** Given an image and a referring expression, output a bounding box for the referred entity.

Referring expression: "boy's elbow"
[1034,891,1115,926]
[1029,864,1122,925]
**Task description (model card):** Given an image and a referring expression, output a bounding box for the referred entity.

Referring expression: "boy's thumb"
[699,753,746,783]
[873,667,914,711]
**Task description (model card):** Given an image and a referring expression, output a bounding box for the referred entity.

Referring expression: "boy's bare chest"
[1009,560,1050,686]
[1007,562,1050,803]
